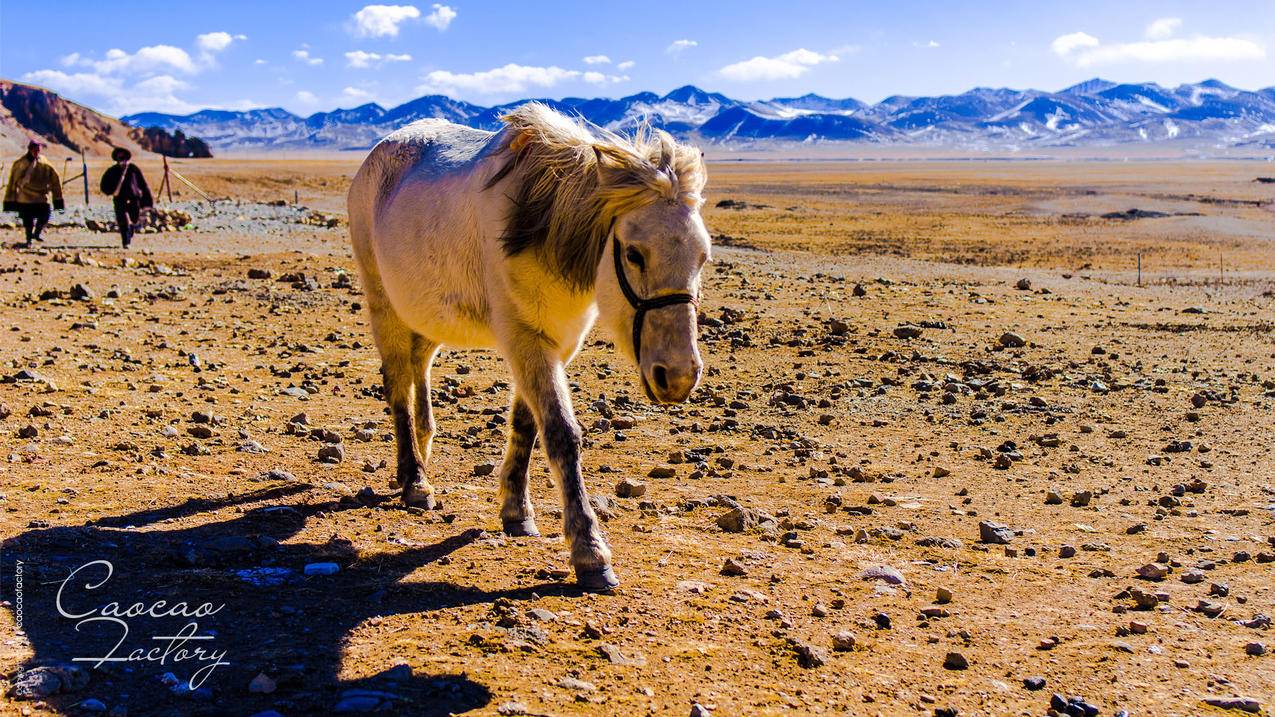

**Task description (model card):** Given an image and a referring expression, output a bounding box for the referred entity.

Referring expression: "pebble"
[998,331,1026,348]
[615,477,647,498]
[1023,676,1046,691]
[1202,697,1262,713]
[788,638,828,668]
[832,631,856,651]
[317,443,345,463]
[936,587,953,604]
[943,651,968,670]
[9,664,89,699]
[859,564,907,586]
[1136,562,1170,580]
[690,704,712,717]
[978,521,1014,544]
[304,562,340,576]
[248,673,276,694]
[472,462,496,476]
[893,324,924,339]
[1245,642,1266,656]
[721,557,748,576]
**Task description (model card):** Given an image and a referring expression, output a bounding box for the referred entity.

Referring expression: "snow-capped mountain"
[121,79,1275,151]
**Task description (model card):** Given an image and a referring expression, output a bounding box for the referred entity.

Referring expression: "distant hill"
[115,78,1275,152]
[0,80,211,159]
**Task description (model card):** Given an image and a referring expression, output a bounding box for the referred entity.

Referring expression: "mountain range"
[121,78,1275,152]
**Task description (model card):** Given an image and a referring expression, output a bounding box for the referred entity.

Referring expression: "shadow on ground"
[2,484,571,715]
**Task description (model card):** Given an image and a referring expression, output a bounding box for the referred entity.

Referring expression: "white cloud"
[1051,32,1100,56]
[617,60,635,70]
[254,58,267,65]
[196,32,246,54]
[582,71,628,85]
[89,45,199,75]
[913,40,940,48]
[22,32,249,115]
[295,90,320,105]
[1051,29,1265,67]
[23,69,122,98]
[718,48,838,82]
[666,39,698,56]
[22,69,199,115]
[583,55,611,65]
[343,86,374,100]
[345,50,412,68]
[419,63,585,95]
[292,48,324,66]
[424,4,456,31]
[351,4,422,37]
[1146,17,1182,40]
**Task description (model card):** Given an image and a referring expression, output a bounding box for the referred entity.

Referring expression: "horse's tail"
[348,141,396,298]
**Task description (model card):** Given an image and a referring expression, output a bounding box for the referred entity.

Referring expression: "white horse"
[348,104,711,590]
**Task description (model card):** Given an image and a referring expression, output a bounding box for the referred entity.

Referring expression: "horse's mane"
[488,102,706,291]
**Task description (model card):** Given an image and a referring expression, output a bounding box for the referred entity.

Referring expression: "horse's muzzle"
[643,359,702,404]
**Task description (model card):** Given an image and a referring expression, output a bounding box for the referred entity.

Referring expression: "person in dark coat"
[99,147,153,248]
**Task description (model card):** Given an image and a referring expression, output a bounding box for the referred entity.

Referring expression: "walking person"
[3,140,64,248]
[99,148,152,248]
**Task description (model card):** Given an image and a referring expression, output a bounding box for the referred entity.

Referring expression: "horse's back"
[349,120,505,349]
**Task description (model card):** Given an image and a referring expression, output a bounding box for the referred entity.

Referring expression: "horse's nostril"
[652,365,669,392]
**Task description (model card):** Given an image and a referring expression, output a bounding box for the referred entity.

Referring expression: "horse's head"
[594,157,710,404]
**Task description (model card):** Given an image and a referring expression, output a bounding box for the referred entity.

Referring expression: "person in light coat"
[3,140,64,247]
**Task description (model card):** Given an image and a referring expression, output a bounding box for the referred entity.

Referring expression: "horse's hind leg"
[369,306,436,509]
[497,394,539,537]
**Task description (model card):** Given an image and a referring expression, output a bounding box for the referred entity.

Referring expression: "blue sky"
[2,0,1272,116]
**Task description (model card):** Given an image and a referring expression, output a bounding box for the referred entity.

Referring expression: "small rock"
[998,331,1026,348]
[978,521,1014,544]
[1202,697,1262,713]
[943,652,969,670]
[317,443,345,463]
[788,638,828,668]
[615,477,647,498]
[832,631,856,651]
[249,673,276,694]
[304,562,340,576]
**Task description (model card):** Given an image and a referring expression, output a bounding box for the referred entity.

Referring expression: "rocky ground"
[0,160,1272,717]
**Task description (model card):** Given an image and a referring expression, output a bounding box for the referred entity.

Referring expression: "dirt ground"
[0,160,1272,717]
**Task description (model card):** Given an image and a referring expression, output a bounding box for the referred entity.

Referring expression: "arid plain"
[1,157,1272,717]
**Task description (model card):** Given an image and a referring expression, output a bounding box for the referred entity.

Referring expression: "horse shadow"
[2,484,574,716]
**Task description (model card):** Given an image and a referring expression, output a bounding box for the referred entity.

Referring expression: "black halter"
[611,231,698,365]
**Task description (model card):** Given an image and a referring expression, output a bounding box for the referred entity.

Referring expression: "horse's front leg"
[509,348,617,591]
[497,394,540,537]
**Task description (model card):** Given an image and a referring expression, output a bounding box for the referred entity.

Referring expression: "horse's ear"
[593,144,625,181]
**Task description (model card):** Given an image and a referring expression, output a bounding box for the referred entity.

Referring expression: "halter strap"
[611,228,698,365]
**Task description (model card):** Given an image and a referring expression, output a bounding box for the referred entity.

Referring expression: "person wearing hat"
[3,140,64,247]
[99,147,153,248]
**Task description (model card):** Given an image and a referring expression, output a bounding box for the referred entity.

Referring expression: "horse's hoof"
[574,565,620,592]
[401,486,437,510]
[502,518,540,537]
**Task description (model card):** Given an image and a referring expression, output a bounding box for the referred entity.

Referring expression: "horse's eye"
[625,246,646,271]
